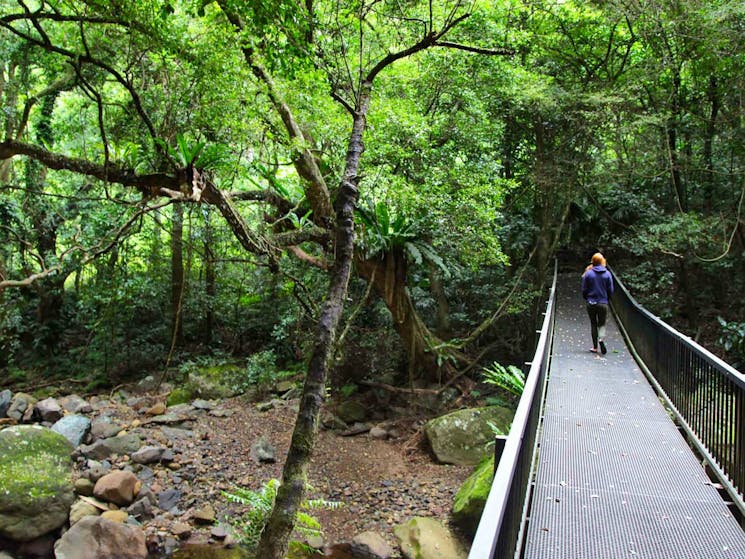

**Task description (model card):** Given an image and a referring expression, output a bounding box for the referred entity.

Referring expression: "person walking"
[581,252,614,354]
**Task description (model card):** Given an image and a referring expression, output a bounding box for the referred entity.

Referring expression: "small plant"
[716,317,745,366]
[482,362,526,397]
[223,479,342,555]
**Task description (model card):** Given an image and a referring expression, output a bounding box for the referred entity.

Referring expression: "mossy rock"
[452,454,495,536]
[393,517,467,559]
[424,406,514,466]
[0,425,75,541]
[167,386,194,406]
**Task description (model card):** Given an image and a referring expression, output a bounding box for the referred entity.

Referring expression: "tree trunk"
[356,251,458,381]
[203,215,216,345]
[255,83,372,559]
[429,260,451,339]
[170,202,184,347]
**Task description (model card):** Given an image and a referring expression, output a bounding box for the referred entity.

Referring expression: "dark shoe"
[589,348,598,353]
[599,341,607,355]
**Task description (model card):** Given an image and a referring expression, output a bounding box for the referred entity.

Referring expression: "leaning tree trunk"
[254,85,372,559]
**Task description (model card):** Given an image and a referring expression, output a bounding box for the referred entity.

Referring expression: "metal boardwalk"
[524,275,745,559]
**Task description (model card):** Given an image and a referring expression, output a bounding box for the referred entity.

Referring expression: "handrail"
[469,262,557,559]
[610,268,745,517]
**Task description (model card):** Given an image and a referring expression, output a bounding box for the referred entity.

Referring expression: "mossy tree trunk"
[254,81,372,559]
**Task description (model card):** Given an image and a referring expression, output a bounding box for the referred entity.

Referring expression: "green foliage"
[222,479,341,554]
[716,317,745,366]
[482,362,526,398]
[357,201,449,277]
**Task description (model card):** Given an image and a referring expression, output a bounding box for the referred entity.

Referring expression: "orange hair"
[591,252,606,266]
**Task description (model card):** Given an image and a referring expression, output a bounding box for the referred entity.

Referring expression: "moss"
[0,425,73,506]
[167,386,194,406]
[452,454,495,537]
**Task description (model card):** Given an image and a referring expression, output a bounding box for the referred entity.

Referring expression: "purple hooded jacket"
[581,265,614,305]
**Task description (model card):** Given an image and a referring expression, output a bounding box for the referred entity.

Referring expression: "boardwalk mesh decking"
[524,274,745,559]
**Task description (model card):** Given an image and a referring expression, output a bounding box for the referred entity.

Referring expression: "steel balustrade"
[468,263,557,559]
[610,268,745,519]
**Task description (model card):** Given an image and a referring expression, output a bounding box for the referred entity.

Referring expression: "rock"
[126,497,154,521]
[80,433,142,460]
[424,406,514,466]
[133,375,160,394]
[94,470,139,506]
[336,401,367,424]
[69,499,101,525]
[256,400,277,412]
[18,533,56,558]
[171,522,191,539]
[304,533,324,550]
[58,394,93,414]
[369,427,388,440]
[85,460,112,482]
[351,531,394,559]
[209,408,234,418]
[191,399,215,410]
[0,425,74,542]
[144,402,167,416]
[158,489,181,512]
[131,445,166,464]
[0,389,13,417]
[393,517,467,559]
[6,393,35,422]
[90,416,122,440]
[74,477,96,496]
[101,510,129,523]
[273,380,295,394]
[452,455,494,537]
[210,524,229,540]
[54,516,147,559]
[0,551,13,559]
[340,423,371,436]
[192,504,216,524]
[52,414,91,447]
[34,398,63,423]
[250,438,276,463]
[146,413,189,425]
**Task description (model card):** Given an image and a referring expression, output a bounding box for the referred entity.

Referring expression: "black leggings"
[586,303,608,349]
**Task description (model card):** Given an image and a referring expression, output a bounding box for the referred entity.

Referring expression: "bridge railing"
[468,264,557,559]
[610,269,745,517]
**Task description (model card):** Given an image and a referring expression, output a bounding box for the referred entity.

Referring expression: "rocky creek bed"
[0,378,505,559]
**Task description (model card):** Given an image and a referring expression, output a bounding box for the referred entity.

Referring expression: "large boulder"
[424,406,513,466]
[452,455,495,536]
[393,517,467,559]
[53,516,147,559]
[0,425,74,541]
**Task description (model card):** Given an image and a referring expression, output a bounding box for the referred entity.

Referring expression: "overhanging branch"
[434,41,514,56]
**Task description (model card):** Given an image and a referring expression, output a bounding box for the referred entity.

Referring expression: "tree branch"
[434,41,514,56]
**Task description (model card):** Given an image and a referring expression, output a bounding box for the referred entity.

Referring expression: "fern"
[482,362,526,397]
[222,479,342,554]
